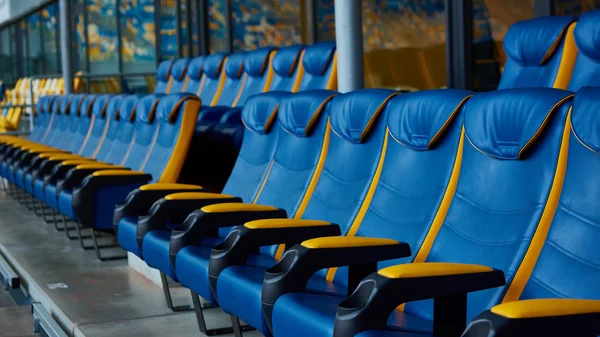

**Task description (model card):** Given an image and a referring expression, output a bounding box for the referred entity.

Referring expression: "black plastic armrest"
[58,166,126,192]
[462,299,600,337]
[43,162,84,187]
[333,263,506,337]
[112,184,206,225]
[260,236,410,330]
[133,193,243,250]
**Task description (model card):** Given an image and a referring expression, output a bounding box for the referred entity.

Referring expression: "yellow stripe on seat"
[140,183,203,191]
[491,299,600,319]
[164,192,235,201]
[92,170,144,177]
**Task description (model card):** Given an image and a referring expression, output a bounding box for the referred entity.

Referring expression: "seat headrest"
[570,86,600,154]
[44,96,56,113]
[225,53,246,79]
[273,44,305,77]
[245,47,276,77]
[156,93,200,123]
[118,95,142,123]
[465,88,573,160]
[171,58,191,81]
[242,91,289,134]
[302,42,336,75]
[68,95,85,115]
[59,96,72,114]
[135,94,162,124]
[204,53,227,79]
[157,60,174,81]
[387,89,472,151]
[105,95,126,120]
[279,90,338,137]
[92,94,113,118]
[504,16,575,66]
[187,56,204,80]
[574,10,600,62]
[80,95,97,117]
[330,89,397,144]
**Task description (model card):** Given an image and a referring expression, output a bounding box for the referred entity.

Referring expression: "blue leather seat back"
[567,10,600,91]
[121,95,162,169]
[520,87,600,301]
[31,96,52,142]
[78,94,112,158]
[499,16,575,89]
[198,53,228,106]
[154,60,174,94]
[40,96,64,145]
[169,58,191,93]
[48,95,82,149]
[68,95,97,153]
[404,88,573,322]
[221,92,283,202]
[270,45,306,92]
[333,90,472,286]
[103,95,141,165]
[301,89,396,244]
[141,93,200,183]
[298,42,337,91]
[234,47,277,105]
[94,95,126,161]
[213,53,247,107]
[185,56,204,96]
[254,90,338,256]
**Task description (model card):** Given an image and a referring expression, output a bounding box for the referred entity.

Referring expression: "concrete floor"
[0,192,262,337]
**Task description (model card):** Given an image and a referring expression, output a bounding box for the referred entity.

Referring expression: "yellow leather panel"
[290,51,305,93]
[77,163,124,170]
[61,159,96,166]
[378,262,493,279]
[502,110,571,303]
[325,54,338,91]
[244,219,330,229]
[552,23,578,90]
[139,183,203,191]
[47,154,84,160]
[92,170,145,177]
[201,203,278,213]
[252,160,275,204]
[491,299,600,319]
[164,192,235,201]
[302,236,398,249]
[158,98,201,183]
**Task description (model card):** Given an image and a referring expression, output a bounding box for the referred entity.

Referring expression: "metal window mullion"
[225,0,233,52]
[445,0,473,90]
[186,0,193,56]
[154,0,161,65]
[83,0,91,91]
[116,0,124,91]
[176,0,183,58]
[534,0,553,16]
[39,10,45,75]
[198,0,208,55]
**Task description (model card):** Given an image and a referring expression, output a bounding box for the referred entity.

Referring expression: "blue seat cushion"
[44,184,59,211]
[23,173,33,194]
[14,168,23,188]
[218,265,348,336]
[118,217,141,257]
[142,230,176,280]
[57,190,75,218]
[272,292,434,337]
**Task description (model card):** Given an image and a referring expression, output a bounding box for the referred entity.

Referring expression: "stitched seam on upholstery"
[377,178,446,198]
[368,205,434,225]
[558,204,600,230]
[78,114,96,155]
[252,160,275,203]
[518,96,573,159]
[92,117,111,158]
[231,74,248,107]
[360,93,400,142]
[571,121,600,155]
[140,123,160,171]
[443,220,529,246]
[540,21,573,65]
[547,239,600,269]
[428,95,471,148]
[529,275,570,298]
[455,192,544,215]
[304,95,336,136]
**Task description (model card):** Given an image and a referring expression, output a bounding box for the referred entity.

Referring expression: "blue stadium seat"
[154,60,175,94]
[566,9,600,91]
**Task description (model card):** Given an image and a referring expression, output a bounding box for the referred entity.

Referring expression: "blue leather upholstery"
[155,60,174,94]
[216,89,396,336]
[68,95,98,154]
[77,94,112,157]
[212,53,247,107]
[519,86,600,301]
[172,90,336,303]
[234,47,276,105]
[102,95,141,165]
[169,58,191,93]
[197,53,227,106]
[270,44,306,91]
[298,42,337,91]
[568,10,600,91]
[93,95,127,161]
[271,89,472,337]
[184,56,204,95]
[120,95,163,170]
[499,16,575,89]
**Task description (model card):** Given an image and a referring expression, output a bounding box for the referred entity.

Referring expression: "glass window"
[0,28,17,84]
[159,0,177,60]
[316,0,335,42]
[208,0,229,53]
[231,0,302,52]
[41,3,61,74]
[180,0,190,57]
[361,0,447,91]
[472,0,535,91]
[27,13,42,76]
[73,0,87,73]
[554,0,600,14]
[87,0,119,74]
[120,0,157,73]
[190,0,200,56]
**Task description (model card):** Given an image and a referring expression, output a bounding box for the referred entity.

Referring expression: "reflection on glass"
[41,3,61,74]
[208,0,228,53]
[120,0,157,73]
[87,0,119,74]
[554,0,600,15]
[160,0,177,60]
